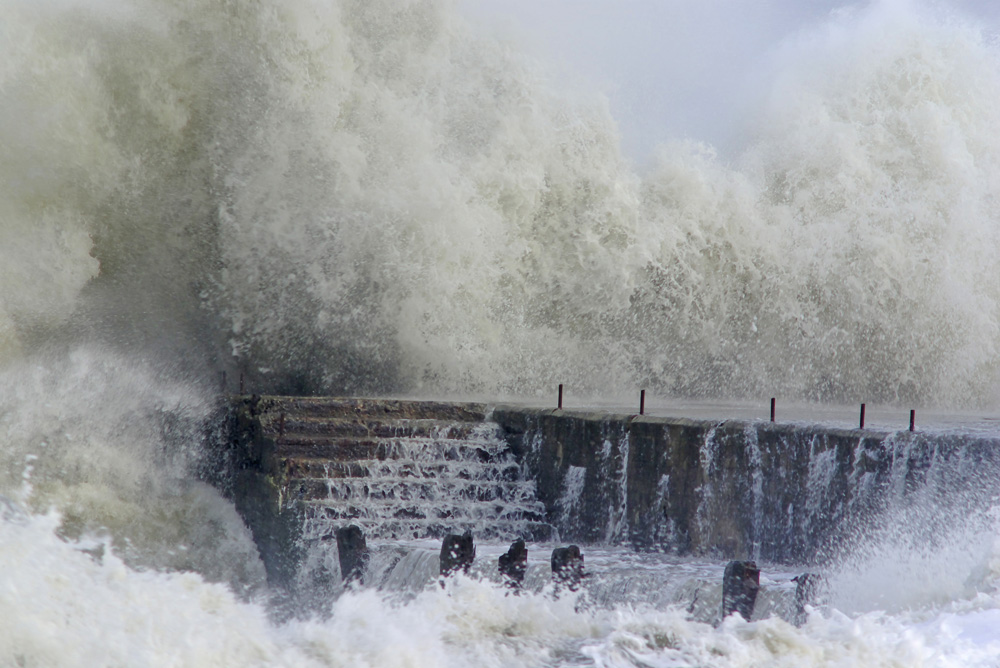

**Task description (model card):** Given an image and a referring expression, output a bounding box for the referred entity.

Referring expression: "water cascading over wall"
[493,408,1000,563]
[218,396,1000,587]
[214,396,553,587]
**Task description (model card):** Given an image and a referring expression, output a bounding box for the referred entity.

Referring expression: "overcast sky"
[462,0,1000,164]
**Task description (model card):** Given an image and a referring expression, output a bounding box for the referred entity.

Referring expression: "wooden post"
[336,525,369,584]
[498,539,527,589]
[440,531,475,579]
[558,384,563,409]
[639,389,646,415]
[722,560,760,621]
[770,398,775,422]
[551,545,585,594]
[859,403,866,430]
[793,573,825,627]
[909,409,915,432]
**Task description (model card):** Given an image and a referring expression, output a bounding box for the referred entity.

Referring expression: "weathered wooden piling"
[335,525,368,584]
[551,545,585,592]
[722,560,760,621]
[440,530,476,578]
[792,572,825,626]
[498,539,528,588]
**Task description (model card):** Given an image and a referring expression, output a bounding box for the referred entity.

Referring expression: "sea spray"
[9,513,999,668]
[2,1,1000,403]
[2,1,1000,664]
[0,348,266,594]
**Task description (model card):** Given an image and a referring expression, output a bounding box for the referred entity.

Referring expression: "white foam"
[8,512,1000,668]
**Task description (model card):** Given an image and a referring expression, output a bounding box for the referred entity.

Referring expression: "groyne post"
[335,525,368,584]
[551,545,585,592]
[770,398,775,422]
[498,539,528,588]
[440,531,475,578]
[722,560,760,621]
[910,409,915,432]
[792,573,825,626]
[859,403,866,429]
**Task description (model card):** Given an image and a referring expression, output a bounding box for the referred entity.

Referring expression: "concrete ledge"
[491,406,989,561]
[212,397,1000,584]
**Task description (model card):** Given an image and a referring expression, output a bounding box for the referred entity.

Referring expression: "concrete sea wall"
[495,406,1000,562]
[213,397,1000,587]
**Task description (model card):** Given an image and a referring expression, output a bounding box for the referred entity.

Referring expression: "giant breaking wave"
[3,0,1000,406]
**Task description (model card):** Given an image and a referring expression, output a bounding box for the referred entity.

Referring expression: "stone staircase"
[232,397,551,547]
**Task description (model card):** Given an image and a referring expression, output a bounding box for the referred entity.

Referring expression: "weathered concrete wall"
[212,395,507,588]
[211,396,306,588]
[213,397,1000,587]
[492,407,1000,562]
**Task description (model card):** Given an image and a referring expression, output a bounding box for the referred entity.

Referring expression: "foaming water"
[7,510,1000,667]
[0,347,266,594]
[826,470,1000,615]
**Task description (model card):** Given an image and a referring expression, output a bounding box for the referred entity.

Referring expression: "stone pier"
[210,396,1000,586]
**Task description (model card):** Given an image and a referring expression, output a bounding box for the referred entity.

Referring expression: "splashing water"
[4,0,1000,665]
[2,0,1000,403]
[0,349,267,594]
[6,509,1000,667]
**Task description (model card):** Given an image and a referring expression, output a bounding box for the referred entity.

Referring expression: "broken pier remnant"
[440,530,476,578]
[498,539,528,588]
[335,525,368,584]
[722,560,760,621]
[792,573,826,626]
[551,545,585,592]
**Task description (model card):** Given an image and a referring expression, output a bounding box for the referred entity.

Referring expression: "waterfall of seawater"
[297,421,551,542]
[516,412,1000,565]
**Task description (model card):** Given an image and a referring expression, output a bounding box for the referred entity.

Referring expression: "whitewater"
[4,0,1000,665]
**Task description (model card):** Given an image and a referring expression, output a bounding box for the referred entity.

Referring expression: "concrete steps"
[233,395,551,543]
